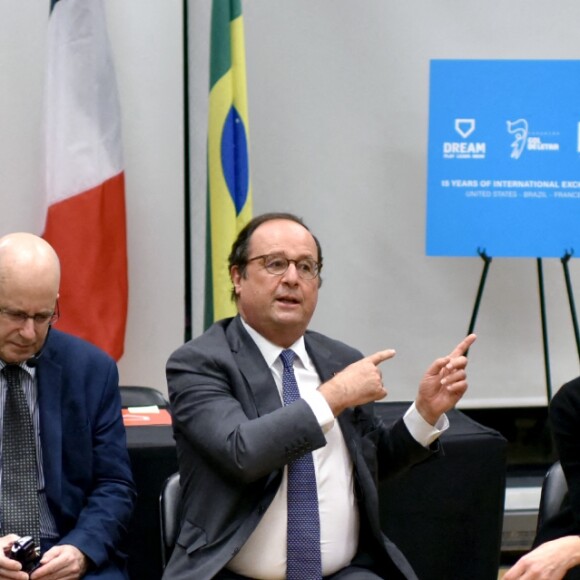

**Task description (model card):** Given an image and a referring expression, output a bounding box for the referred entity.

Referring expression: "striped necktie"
[279,349,322,580]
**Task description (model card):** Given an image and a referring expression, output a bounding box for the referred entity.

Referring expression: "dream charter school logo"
[506,118,560,159]
[443,118,486,159]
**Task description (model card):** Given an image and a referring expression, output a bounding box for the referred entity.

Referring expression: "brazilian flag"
[205,0,252,328]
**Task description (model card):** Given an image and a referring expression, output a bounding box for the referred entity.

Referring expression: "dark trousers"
[214,565,383,579]
[326,566,384,579]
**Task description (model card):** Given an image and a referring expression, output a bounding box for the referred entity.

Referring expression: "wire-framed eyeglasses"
[0,301,60,327]
[246,254,321,280]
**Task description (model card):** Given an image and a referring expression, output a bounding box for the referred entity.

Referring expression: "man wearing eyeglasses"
[165,212,476,580]
[0,232,135,579]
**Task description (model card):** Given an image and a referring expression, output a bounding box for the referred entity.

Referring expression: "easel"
[466,249,580,401]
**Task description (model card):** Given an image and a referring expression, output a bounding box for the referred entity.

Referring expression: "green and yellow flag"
[205,0,252,328]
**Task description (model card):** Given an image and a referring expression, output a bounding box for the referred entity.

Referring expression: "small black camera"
[9,536,41,573]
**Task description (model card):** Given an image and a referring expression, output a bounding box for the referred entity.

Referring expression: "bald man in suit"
[0,233,135,579]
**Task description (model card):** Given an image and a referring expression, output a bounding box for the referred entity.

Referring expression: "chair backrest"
[159,472,181,568]
[537,460,569,532]
[119,385,168,408]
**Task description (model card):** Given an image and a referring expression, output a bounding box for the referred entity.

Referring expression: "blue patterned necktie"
[1,365,41,547]
[279,349,322,580]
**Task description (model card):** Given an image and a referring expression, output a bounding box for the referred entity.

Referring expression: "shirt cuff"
[302,389,335,433]
[403,402,449,447]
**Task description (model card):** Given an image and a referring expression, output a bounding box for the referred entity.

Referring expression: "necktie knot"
[2,365,21,387]
[279,349,296,370]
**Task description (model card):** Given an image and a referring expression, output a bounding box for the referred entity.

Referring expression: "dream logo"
[455,118,476,138]
[443,118,486,159]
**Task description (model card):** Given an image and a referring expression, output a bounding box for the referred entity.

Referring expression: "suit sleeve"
[58,360,136,568]
[168,339,328,485]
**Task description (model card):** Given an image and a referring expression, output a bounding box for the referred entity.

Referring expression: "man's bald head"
[0,233,60,292]
[0,233,60,363]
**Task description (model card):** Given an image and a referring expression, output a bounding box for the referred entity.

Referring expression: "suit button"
[232,547,240,555]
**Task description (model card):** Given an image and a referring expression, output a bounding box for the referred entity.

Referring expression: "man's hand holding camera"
[1,534,30,579]
[1,535,88,580]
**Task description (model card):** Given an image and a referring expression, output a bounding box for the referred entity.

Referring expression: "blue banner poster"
[426,60,580,257]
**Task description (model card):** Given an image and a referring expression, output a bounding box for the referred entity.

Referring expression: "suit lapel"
[36,356,63,509]
[227,317,282,417]
[305,335,362,458]
[304,333,347,382]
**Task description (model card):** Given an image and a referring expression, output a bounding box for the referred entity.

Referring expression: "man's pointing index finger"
[367,349,397,366]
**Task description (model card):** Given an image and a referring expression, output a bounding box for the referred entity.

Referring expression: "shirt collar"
[240,318,310,369]
[0,360,36,378]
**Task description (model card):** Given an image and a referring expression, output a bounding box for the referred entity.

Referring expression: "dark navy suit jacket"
[36,328,136,579]
[534,376,580,579]
[164,316,437,580]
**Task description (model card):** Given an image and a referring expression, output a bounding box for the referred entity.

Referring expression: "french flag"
[43,0,128,360]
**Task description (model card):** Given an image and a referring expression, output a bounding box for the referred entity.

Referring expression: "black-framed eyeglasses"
[246,254,321,280]
[0,301,60,327]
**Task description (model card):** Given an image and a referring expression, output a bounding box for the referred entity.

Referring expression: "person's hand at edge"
[503,536,580,580]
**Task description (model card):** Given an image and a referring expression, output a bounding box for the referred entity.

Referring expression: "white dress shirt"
[227,322,448,579]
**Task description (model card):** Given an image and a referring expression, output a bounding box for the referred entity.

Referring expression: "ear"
[230,266,242,297]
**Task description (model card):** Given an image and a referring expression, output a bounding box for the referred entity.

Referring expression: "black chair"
[537,460,569,532]
[119,385,168,408]
[159,471,181,568]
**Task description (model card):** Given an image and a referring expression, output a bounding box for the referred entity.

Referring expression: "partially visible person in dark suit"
[506,376,580,580]
[165,212,476,580]
[0,232,136,579]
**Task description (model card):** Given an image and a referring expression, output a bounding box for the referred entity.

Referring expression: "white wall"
[0,0,184,394]
[2,1,579,407]
[189,1,580,407]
